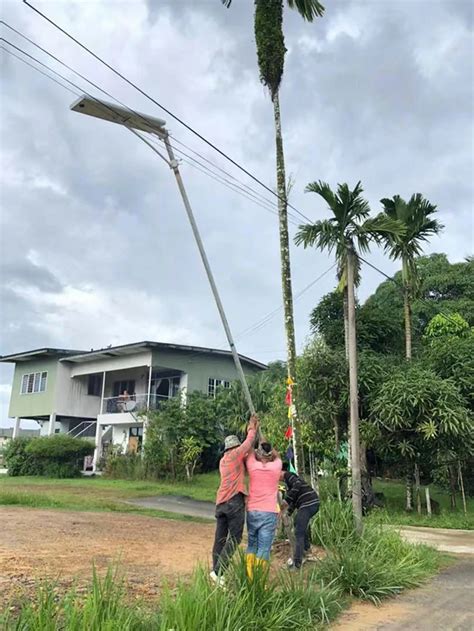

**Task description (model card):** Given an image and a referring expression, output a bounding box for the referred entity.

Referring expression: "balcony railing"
[101,393,171,415]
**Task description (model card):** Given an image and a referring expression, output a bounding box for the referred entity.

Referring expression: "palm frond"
[294,220,339,251]
[381,193,443,266]
[305,180,337,210]
[287,0,325,21]
[221,0,232,7]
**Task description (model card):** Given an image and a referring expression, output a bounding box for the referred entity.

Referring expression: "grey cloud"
[0,0,473,423]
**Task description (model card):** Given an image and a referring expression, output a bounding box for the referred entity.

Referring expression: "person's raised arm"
[234,415,259,457]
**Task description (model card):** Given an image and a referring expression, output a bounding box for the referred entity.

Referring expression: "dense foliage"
[4,435,94,478]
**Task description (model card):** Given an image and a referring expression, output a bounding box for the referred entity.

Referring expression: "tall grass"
[311,500,441,604]
[2,567,159,631]
[159,555,344,630]
[4,557,344,631]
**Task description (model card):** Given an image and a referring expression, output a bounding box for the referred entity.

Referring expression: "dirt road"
[0,506,213,603]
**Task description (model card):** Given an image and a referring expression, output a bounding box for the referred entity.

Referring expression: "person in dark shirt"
[280,464,320,569]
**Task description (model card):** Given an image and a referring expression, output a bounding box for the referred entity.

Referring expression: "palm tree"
[380,194,443,511]
[295,181,404,532]
[380,194,443,361]
[221,0,325,473]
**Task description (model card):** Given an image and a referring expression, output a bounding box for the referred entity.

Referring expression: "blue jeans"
[246,511,278,560]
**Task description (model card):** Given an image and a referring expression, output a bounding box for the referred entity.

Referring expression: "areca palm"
[380,194,443,360]
[295,180,405,532]
[222,1,325,473]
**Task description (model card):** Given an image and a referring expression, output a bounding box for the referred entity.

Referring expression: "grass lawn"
[1,472,472,529]
[0,472,219,521]
[371,478,474,530]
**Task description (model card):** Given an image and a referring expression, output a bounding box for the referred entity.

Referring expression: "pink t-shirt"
[246,451,282,513]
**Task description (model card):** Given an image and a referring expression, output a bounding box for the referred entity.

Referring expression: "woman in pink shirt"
[245,441,282,575]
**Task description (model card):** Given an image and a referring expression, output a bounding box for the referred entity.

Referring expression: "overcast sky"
[1,0,473,427]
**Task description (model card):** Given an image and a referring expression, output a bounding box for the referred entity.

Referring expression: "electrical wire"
[0,37,299,227]
[21,2,314,224]
[2,18,306,225]
[0,45,81,97]
[0,27,304,228]
[234,263,336,340]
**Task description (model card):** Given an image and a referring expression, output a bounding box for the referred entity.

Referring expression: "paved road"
[333,557,474,630]
[399,526,474,555]
[128,495,215,519]
[128,496,474,555]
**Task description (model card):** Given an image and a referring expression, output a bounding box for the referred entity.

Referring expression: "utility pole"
[346,242,363,533]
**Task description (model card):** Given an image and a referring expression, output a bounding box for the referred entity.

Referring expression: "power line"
[21,2,314,224]
[2,18,302,224]
[0,37,296,227]
[0,44,81,97]
[0,29,302,228]
[235,263,336,340]
[172,135,284,210]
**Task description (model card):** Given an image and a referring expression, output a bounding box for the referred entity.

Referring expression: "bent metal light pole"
[70,95,256,416]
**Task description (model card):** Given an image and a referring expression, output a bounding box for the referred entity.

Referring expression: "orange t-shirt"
[215,429,256,505]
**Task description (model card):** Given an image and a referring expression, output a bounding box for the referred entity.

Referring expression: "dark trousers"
[294,503,319,568]
[212,493,245,574]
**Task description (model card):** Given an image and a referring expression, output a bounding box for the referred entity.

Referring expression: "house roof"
[0,342,267,371]
[62,341,267,371]
[0,348,86,363]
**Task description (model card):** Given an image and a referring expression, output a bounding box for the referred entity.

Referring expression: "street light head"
[70,95,167,136]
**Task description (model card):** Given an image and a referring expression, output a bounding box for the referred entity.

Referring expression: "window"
[20,371,48,394]
[208,378,231,398]
[87,373,103,396]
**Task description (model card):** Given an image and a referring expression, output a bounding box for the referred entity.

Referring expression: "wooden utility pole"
[346,244,363,533]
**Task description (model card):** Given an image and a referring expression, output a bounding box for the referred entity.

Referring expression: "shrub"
[311,501,440,604]
[3,437,42,476]
[311,499,357,550]
[5,435,94,478]
[104,448,147,480]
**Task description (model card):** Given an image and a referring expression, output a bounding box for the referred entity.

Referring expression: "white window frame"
[208,377,231,398]
[20,371,48,394]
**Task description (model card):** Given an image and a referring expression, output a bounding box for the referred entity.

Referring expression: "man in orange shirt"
[210,414,259,584]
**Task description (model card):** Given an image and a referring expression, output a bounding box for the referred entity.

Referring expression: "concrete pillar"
[12,417,21,439]
[93,422,103,472]
[47,412,57,436]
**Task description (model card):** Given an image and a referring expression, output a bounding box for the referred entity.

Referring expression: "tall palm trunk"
[403,289,412,360]
[343,286,349,360]
[272,91,304,473]
[343,284,351,491]
[402,260,412,361]
[346,244,363,533]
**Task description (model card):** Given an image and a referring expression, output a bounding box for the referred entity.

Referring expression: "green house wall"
[151,349,262,394]
[8,358,58,418]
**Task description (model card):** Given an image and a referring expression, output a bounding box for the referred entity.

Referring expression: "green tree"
[380,194,443,360]
[424,312,470,341]
[371,365,473,511]
[295,181,404,531]
[222,0,325,473]
[311,289,403,355]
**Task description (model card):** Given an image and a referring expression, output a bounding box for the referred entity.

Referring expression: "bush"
[4,435,94,478]
[3,437,42,476]
[103,448,147,480]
